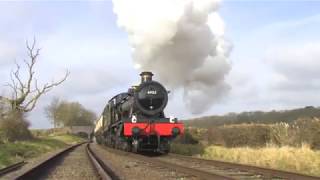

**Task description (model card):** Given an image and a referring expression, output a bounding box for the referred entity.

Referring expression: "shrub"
[0,130,4,144]
[0,110,32,142]
[77,132,89,139]
[269,117,320,148]
[171,127,205,155]
[208,124,271,147]
[294,117,320,148]
[270,122,292,146]
[170,143,205,156]
[204,117,320,149]
[311,131,320,149]
[174,128,200,144]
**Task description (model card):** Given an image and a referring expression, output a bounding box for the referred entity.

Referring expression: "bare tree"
[0,39,69,113]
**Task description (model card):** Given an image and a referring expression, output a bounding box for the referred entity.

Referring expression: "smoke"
[112,0,232,114]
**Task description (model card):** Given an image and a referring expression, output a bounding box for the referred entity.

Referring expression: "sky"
[0,0,319,129]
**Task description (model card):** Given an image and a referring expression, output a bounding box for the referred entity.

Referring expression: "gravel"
[155,155,269,180]
[37,144,99,180]
[90,144,198,180]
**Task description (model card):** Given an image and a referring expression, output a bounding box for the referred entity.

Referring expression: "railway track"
[2,142,120,180]
[99,145,320,180]
[13,142,87,179]
[99,145,236,179]
[3,142,319,180]
[87,143,120,180]
[0,161,27,177]
[167,153,320,180]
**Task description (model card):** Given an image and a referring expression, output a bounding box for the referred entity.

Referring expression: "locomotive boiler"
[94,72,184,153]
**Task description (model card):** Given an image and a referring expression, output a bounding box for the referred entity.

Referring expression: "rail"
[86,143,120,180]
[168,153,320,180]
[0,161,27,177]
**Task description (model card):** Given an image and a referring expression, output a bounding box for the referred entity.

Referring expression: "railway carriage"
[94,72,184,153]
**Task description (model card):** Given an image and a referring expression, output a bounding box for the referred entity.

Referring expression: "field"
[202,145,320,176]
[171,116,320,177]
[0,134,84,169]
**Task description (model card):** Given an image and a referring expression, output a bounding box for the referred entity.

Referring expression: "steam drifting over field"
[112,0,232,114]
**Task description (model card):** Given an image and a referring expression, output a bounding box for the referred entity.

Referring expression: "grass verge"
[201,145,320,177]
[0,134,85,169]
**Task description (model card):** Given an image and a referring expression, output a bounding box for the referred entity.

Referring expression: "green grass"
[0,134,85,169]
[48,134,85,144]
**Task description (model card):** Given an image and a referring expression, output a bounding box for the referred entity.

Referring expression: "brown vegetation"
[202,145,320,176]
[205,117,320,148]
[0,110,32,142]
[173,112,320,176]
[208,124,271,147]
[186,106,320,127]
[172,116,320,157]
[182,117,320,149]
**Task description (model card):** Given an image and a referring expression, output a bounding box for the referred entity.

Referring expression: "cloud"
[59,67,129,96]
[266,43,320,99]
[217,12,320,114]
[256,14,320,108]
[0,42,17,66]
[267,43,320,82]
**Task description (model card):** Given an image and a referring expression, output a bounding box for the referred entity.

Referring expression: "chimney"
[140,71,153,83]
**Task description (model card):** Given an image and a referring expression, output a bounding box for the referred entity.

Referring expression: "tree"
[45,99,96,128]
[44,97,61,128]
[0,39,69,142]
[0,39,69,113]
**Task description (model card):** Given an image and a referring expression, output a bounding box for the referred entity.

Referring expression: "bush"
[77,132,89,139]
[294,117,320,148]
[170,128,205,155]
[270,118,320,148]
[204,117,320,149]
[170,143,205,156]
[0,110,32,142]
[270,122,292,146]
[311,131,320,149]
[0,130,4,144]
[174,128,200,144]
[208,124,271,147]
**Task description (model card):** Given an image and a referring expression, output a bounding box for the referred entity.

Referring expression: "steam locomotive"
[94,72,184,153]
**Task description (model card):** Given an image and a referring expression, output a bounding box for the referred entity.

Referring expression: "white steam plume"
[112,0,232,114]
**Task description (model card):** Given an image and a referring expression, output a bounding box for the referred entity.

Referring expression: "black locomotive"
[94,72,184,153]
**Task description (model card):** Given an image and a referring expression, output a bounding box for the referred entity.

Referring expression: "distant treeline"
[186,106,320,128]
